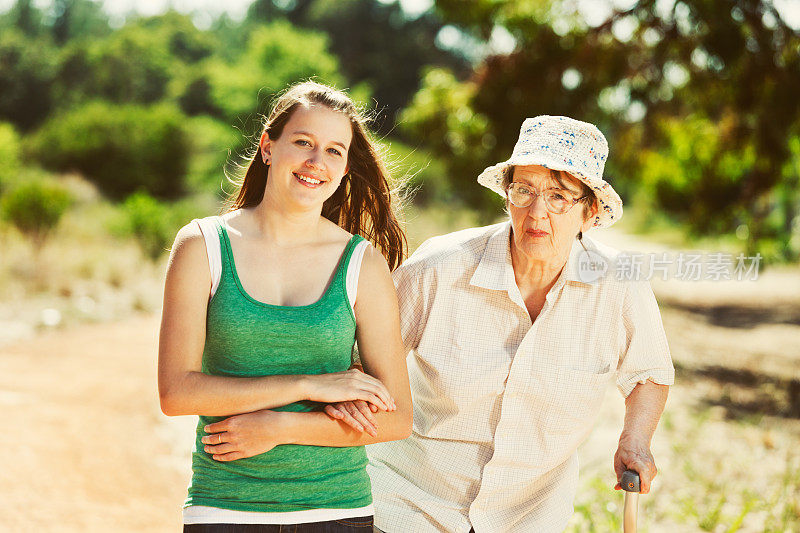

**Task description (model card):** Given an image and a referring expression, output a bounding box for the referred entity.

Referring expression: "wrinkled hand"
[306,369,396,412]
[201,410,284,462]
[613,435,658,494]
[324,400,380,437]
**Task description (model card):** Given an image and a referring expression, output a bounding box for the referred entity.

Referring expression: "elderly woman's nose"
[527,193,549,218]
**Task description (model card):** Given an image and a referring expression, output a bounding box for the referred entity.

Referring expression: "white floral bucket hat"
[477,115,623,228]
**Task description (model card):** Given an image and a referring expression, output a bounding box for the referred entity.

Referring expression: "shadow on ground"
[662,301,800,328]
[676,362,800,420]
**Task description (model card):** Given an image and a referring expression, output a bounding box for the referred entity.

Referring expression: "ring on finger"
[217,434,223,445]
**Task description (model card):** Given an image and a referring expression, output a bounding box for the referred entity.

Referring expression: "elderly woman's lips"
[526,230,549,237]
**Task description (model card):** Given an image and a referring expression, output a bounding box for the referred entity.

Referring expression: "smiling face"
[508,164,596,267]
[260,103,352,211]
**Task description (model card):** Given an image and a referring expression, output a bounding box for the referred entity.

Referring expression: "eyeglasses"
[506,182,587,214]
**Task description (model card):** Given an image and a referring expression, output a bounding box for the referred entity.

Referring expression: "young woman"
[158,81,413,532]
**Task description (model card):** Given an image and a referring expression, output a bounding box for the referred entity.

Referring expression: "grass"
[567,395,800,533]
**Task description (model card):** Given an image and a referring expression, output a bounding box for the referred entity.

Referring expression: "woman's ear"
[581,200,599,233]
[259,131,271,164]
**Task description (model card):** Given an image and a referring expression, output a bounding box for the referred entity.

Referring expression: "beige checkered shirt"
[366,221,674,533]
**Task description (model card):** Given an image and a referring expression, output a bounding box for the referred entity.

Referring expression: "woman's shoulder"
[169,219,212,264]
[165,220,213,285]
[400,223,503,274]
[174,219,204,246]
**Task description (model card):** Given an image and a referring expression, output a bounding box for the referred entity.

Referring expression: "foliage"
[205,20,345,126]
[400,68,497,212]
[417,0,800,258]
[115,192,204,260]
[53,24,173,108]
[0,29,55,131]
[383,139,450,206]
[0,0,45,37]
[132,11,215,64]
[50,0,111,45]
[0,122,22,189]
[1,175,72,249]
[184,115,241,196]
[633,114,753,235]
[116,193,174,261]
[263,0,470,133]
[30,101,190,200]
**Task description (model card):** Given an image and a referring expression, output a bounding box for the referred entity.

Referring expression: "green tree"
[117,192,205,260]
[52,24,173,108]
[0,122,22,190]
[0,0,46,37]
[400,68,494,211]
[50,0,111,45]
[205,20,345,124]
[31,101,190,200]
[407,0,800,257]
[1,178,72,250]
[247,0,469,133]
[0,29,55,131]
[299,0,469,132]
[118,192,174,260]
[131,11,215,64]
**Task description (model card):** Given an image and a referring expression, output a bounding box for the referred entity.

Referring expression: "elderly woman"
[356,116,674,532]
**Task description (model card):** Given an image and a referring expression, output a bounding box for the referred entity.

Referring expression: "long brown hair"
[225,81,407,270]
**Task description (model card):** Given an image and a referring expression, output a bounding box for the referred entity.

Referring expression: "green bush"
[116,192,205,260]
[118,192,173,260]
[382,139,451,205]
[53,25,172,108]
[1,176,72,248]
[399,67,496,214]
[0,122,22,190]
[30,101,190,200]
[0,30,55,131]
[184,116,240,196]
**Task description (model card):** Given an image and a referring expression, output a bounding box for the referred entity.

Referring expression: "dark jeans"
[183,516,373,533]
[372,527,475,533]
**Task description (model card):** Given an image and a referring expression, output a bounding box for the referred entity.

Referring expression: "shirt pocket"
[531,364,614,436]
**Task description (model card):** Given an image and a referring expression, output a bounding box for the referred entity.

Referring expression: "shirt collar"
[470,221,592,292]
[470,221,516,291]
[564,238,593,286]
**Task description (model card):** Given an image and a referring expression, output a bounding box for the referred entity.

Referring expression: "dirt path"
[0,314,192,532]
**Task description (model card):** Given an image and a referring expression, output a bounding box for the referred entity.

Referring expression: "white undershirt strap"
[194,215,369,314]
[347,239,370,312]
[193,216,222,298]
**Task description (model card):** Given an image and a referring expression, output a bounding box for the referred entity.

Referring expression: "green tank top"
[185,217,371,512]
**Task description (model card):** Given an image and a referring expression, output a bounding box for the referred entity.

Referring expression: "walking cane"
[621,469,641,533]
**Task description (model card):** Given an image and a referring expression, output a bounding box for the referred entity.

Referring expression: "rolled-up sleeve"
[616,280,675,397]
